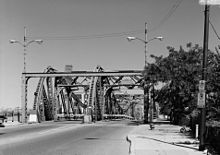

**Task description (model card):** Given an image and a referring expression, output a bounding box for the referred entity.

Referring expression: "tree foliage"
[144,43,220,125]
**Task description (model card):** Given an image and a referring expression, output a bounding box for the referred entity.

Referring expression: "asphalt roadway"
[0,120,137,155]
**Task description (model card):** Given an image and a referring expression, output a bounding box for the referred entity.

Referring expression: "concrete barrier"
[83,115,92,123]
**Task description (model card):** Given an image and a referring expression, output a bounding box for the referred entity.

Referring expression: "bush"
[206,122,220,154]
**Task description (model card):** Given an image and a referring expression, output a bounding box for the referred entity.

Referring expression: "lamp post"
[127,36,163,67]
[127,23,163,125]
[10,27,43,73]
[10,27,43,123]
[127,24,163,67]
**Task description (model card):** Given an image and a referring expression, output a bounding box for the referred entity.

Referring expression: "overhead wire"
[209,17,220,40]
[27,30,143,41]
[27,0,184,41]
[149,0,184,32]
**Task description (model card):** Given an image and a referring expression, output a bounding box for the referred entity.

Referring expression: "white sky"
[0,0,220,109]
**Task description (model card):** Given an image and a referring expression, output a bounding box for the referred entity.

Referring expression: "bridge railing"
[56,113,134,121]
[56,114,84,120]
[103,114,134,120]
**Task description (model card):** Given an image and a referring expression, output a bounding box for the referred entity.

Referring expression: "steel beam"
[57,84,89,87]
[21,75,28,123]
[105,84,142,87]
[23,71,142,78]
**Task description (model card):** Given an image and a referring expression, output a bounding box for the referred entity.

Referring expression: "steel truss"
[21,66,144,123]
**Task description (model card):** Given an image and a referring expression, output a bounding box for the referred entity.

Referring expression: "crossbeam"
[105,84,142,87]
[23,70,142,78]
[57,84,89,87]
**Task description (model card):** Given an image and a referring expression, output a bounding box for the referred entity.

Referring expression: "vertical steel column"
[46,77,54,120]
[102,86,106,120]
[98,77,104,120]
[84,88,88,115]
[21,74,28,123]
[94,91,97,122]
[53,87,58,121]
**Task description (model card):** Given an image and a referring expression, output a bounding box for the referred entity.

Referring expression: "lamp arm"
[147,38,155,43]
[25,40,37,47]
[12,41,24,47]
[135,38,146,44]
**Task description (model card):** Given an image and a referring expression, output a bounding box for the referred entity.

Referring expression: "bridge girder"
[21,66,144,123]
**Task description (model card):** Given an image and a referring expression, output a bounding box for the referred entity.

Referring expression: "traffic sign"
[199,80,206,91]
[197,92,206,108]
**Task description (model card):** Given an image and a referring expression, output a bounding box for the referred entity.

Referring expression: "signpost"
[198,80,206,108]
[199,80,206,90]
[197,92,206,108]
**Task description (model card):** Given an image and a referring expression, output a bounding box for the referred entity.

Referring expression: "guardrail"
[57,114,84,120]
[103,114,134,120]
[56,114,134,121]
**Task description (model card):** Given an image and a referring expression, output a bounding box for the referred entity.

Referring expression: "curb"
[126,135,136,155]
[136,135,200,150]
[126,134,202,155]
[3,122,23,127]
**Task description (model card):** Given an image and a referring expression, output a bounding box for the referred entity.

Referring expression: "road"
[0,120,137,155]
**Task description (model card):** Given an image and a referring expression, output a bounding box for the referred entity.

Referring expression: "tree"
[144,43,202,125]
[206,45,220,122]
[144,43,220,126]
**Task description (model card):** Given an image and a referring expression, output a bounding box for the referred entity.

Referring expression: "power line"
[150,0,184,32]
[27,0,183,41]
[209,18,220,40]
[27,30,143,41]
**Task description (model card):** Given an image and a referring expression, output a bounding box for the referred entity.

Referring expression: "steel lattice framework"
[21,66,144,123]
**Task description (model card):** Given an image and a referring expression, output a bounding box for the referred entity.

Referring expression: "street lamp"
[126,35,163,67]
[126,23,163,127]
[10,27,43,73]
[127,36,163,42]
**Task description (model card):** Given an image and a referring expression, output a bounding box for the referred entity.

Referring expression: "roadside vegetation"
[143,43,220,153]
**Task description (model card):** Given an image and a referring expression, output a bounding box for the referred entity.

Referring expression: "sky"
[0,0,220,109]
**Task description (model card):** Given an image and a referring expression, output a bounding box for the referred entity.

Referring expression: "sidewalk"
[3,121,22,127]
[127,120,207,155]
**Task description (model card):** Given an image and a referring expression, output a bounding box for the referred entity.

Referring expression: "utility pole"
[199,3,210,151]
[144,22,147,68]
[23,27,27,73]
[126,23,163,124]
[144,22,149,124]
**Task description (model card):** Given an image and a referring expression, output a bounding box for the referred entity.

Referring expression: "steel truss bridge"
[21,66,145,123]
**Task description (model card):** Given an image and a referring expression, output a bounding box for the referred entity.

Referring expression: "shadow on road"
[84,137,99,140]
[127,120,142,126]
[0,133,5,136]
